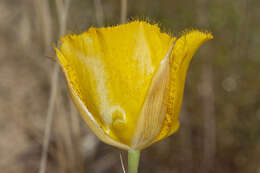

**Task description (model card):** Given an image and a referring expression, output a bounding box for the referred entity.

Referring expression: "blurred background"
[1,0,259,173]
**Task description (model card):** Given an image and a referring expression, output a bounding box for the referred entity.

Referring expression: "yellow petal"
[63,66,130,150]
[131,41,175,150]
[56,21,173,147]
[155,30,213,142]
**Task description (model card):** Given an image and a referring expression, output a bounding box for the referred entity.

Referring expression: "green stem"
[128,149,140,173]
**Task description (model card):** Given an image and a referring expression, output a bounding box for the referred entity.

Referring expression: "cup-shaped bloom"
[55,21,213,150]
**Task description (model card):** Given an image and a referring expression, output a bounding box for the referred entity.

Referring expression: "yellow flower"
[55,21,213,150]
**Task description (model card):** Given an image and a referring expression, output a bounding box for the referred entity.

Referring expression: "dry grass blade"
[38,0,70,173]
[94,0,104,27]
[120,152,126,173]
[120,0,127,24]
[33,0,53,52]
[39,65,59,173]
[56,0,70,37]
